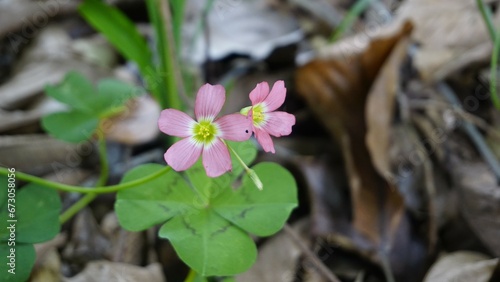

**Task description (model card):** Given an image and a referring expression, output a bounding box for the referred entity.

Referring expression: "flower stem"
[59,193,96,224]
[0,166,171,194]
[224,141,263,190]
[183,268,197,282]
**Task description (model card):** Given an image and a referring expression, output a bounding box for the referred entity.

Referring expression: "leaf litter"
[2,0,500,281]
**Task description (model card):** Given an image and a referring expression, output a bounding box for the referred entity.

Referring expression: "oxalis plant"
[0,73,298,281]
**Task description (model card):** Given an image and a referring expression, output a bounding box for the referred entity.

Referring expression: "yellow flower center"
[193,120,217,143]
[241,104,266,126]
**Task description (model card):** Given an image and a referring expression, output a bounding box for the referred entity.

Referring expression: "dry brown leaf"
[423,251,498,282]
[296,20,411,245]
[296,20,430,281]
[103,96,161,145]
[101,212,144,265]
[64,261,165,282]
[0,134,92,176]
[237,219,308,282]
[366,36,410,181]
[451,160,500,256]
[395,0,500,81]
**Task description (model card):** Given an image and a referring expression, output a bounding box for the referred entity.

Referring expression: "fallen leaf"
[365,35,410,180]
[450,160,500,256]
[236,219,309,282]
[395,0,500,81]
[64,261,165,282]
[296,20,428,281]
[424,251,498,282]
[184,0,303,64]
[296,20,412,245]
[103,95,161,145]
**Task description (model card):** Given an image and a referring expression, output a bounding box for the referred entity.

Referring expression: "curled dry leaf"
[296,20,429,281]
[296,20,412,244]
[450,159,500,256]
[395,0,500,81]
[365,35,410,181]
[423,251,498,282]
[103,96,161,145]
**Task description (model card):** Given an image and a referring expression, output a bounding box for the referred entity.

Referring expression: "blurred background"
[1,0,500,281]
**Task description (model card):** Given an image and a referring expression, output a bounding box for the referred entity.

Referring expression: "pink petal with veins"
[262,111,295,137]
[254,127,275,153]
[216,113,253,141]
[262,80,286,112]
[164,138,202,171]
[249,82,270,105]
[158,109,195,138]
[195,84,225,121]
[202,138,232,177]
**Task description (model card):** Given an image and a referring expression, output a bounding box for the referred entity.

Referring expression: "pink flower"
[241,80,295,153]
[158,84,252,177]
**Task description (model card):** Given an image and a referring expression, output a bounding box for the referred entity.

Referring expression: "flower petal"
[215,113,253,141]
[164,138,202,171]
[249,82,270,105]
[202,138,232,177]
[254,127,275,153]
[158,109,195,137]
[262,80,286,112]
[195,83,226,121]
[262,111,295,137]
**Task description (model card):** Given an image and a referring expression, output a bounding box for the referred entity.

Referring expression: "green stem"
[491,29,500,109]
[330,0,372,42]
[96,130,109,187]
[184,268,197,282]
[224,141,263,190]
[59,193,96,224]
[476,0,496,42]
[0,166,171,194]
[146,0,182,110]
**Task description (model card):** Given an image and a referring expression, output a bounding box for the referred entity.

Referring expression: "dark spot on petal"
[245,130,249,133]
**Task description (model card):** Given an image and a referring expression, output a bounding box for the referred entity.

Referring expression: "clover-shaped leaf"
[115,142,298,276]
[41,110,99,143]
[42,71,144,143]
[0,177,61,282]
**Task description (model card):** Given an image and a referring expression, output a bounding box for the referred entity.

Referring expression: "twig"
[283,223,341,282]
[437,82,500,184]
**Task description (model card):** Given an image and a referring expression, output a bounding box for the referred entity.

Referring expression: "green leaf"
[212,163,298,236]
[45,71,95,113]
[0,178,61,282]
[116,161,298,276]
[115,164,197,231]
[41,110,99,143]
[0,243,35,282]
[95,79,144,115]
[0,183,61,243]
[79,0,152,79]
[159,209,257,276]
[14,184,61,243]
